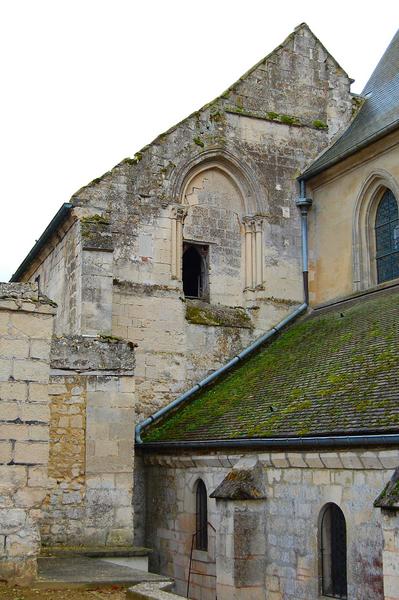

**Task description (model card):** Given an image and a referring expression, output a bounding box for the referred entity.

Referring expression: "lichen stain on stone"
[186,301,253,329]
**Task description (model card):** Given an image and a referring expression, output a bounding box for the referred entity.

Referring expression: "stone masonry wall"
[24,24,357,420]
[144,448,399,600]
[41,335,136,548]
[24,219,81,336]
[0,283,55,584]
[381,510,399,600]
[112,282,256,419]
[67,24,355,418]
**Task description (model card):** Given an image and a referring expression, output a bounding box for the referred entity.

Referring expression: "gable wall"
[24,25,354,420]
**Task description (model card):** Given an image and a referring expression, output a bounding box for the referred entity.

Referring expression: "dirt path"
[0,584,126,600]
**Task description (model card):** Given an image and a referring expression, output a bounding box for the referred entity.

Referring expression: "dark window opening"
[320,503,347,599]
[34,275,41,294]
[195,479,208,551]
[183,243,209,299]
[375,189,399,283]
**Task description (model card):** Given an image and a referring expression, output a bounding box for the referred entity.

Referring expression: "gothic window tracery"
[375,189,399,283]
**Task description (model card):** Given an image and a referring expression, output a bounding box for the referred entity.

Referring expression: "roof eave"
[300,118,399,182]
[10,203,73,282]
[139,432,399,451]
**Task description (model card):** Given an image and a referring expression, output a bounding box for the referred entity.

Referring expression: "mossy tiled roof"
[143,289,399,443]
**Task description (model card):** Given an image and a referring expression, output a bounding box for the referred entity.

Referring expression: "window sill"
[191,549,209,562]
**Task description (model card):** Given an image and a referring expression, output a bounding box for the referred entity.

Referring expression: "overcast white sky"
[1,0,398,281]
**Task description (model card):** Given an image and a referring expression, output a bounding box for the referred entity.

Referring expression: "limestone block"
[1,381,28,401]
[14,487,47,508]
[0,424,29,441]
[0,509,27,534]
[321,452,343,469]
[30,339,51,360]
[0,358,12,380]
[10,312,53,339]
[14,442,48,465]
[0,338,29,359]
[312,470,330,485]
[378,451,399,470]
[360,452,383,469]
[13,359,49,383]
[286,453,307,468]
[20,403,49,422]
[0,312,10,335]
[28,425,49,441]
[341,452,363,469]
[271,453,289,468]
[27,466,48,487]
[0,441,12,464]
[0,465,27,489]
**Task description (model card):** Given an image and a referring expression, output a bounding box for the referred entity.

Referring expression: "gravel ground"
[0,584,126,600]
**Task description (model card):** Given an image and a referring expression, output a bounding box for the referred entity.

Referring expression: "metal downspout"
[135,182,312,445]
[296,180,312,304]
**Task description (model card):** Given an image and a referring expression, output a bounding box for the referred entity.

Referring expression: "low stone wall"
[42,335,136,548]
[0,282,55,584]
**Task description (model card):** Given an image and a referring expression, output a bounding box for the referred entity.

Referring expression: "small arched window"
[375,189,399,283]
[320,503,347,599]
[195,479,208,551]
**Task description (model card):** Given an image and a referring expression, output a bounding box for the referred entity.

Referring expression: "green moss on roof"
[143,290,399,443]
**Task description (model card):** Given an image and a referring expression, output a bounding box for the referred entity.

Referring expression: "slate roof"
[302,28,399,180]
[143,287,399,444]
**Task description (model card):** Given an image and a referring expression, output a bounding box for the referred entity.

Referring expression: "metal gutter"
[10,203,73,282]
[138,433,399,451]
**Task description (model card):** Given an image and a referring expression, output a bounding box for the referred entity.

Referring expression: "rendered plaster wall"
[307,131,399,306]
[0,283,55,584]
[143,449,399,600]
[41,336,135,548]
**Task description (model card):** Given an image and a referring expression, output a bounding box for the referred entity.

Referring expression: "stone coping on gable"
[0,282,57,315]
[142,449,399,470]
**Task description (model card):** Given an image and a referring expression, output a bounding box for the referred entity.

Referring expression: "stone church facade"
[1,22,399,600]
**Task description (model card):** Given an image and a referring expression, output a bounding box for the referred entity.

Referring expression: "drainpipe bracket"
[295,197,312,210]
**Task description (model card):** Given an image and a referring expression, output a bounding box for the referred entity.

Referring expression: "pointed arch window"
[375,189,399,283]
[195,479,208,551]
[320,503,347,599]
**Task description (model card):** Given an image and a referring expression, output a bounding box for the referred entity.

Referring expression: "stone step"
[127,581,180,600]
[36,556,168,590]
[40,545,152,558]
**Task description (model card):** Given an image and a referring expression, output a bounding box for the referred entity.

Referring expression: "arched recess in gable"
[168,150,267,298]
[353,169,399,291]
